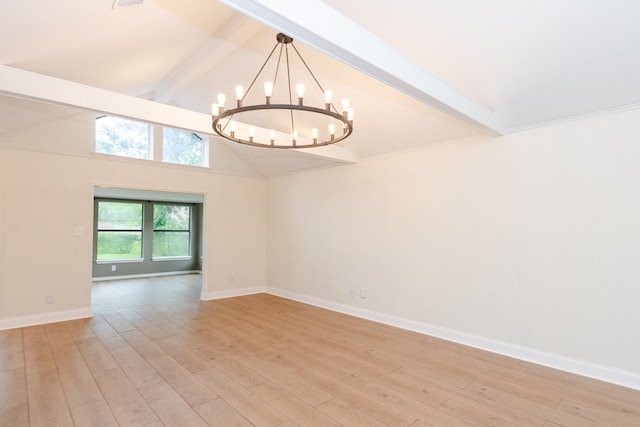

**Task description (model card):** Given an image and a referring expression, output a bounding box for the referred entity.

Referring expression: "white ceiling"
[1,0,639,177]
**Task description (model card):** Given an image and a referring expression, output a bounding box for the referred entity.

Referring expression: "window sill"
[152,256,192,262]
[91,152,210,171]
[96,258,144,264]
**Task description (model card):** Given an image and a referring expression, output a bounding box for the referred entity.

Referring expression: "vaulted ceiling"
[2,0,639,177]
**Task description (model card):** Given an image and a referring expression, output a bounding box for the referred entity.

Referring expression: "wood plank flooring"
[1,274,639,426]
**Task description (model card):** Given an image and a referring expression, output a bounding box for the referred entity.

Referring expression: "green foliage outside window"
[163,128,205,166]
[153,204,191,257]
[97,232,142,260]
[96,116,150,159]
[96,116,207,166]
[97,201,143,259]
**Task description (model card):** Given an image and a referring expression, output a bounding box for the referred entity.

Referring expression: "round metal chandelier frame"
[211,33,354,149]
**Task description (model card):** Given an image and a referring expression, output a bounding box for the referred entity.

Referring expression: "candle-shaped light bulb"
[347,108,354,121]
[211,103,219,116]
[328,123,335,140]
[230,120,237,137]
[296,83,305,105]
[248,126,255,142]
[235,85,244,100]
[312,128,318,144]
[264,81,274,96]
[292,130,298,140]
[324,89,333,110]
[217,93,226,108]
[235,85,244,107]
[341,98,349,113]
[264,81,273,104]
[324,89,333,103]
[269,129,276,145]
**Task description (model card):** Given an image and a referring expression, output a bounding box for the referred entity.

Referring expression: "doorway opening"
[91,186,205,305]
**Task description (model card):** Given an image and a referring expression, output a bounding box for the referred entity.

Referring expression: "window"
[96,201,143,260]
[163,128,207,166]
[153,204,191,258]
[96,116,208,167]
[96,115,151,159]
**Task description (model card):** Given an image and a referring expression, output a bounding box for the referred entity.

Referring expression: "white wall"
[266,108,640,386]
[3,103,640,387]
[0,112,266,328]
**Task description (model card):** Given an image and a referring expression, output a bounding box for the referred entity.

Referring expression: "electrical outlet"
[349,288,355,298]
[47,293,56,304]
[111,265,116,272]
[360,290,367,299]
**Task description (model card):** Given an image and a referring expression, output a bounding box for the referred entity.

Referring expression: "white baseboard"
[201,286,266,301]
[265,287,640,391]
[92,270,201,282]
[0,308,93,331]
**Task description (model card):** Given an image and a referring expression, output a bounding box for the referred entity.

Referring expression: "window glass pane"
[153,204,190,257]
[162,128,205,166]
[153,232,190,257]
[97,201,143,260]
[97,231,142,260]
[98,201,143,230]
[153,205,190,230]
[96,115,151,159]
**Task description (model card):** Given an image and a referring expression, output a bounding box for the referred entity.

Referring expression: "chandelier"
[211,33,354,149]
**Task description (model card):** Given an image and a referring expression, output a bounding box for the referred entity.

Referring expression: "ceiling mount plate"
[112,0,144,9]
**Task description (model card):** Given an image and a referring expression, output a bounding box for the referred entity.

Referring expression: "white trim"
[92,270,200,282]
[0,308,93,331]
[151,256,192,262]
[91,152,214,174]
[503,101,640,134]
[201,286,265,301]
[265,287,640,391]
[96,258,144,264]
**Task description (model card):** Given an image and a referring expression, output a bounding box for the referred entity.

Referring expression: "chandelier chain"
[290,43,336,113]
[219,39,281,134]
[272,44,284,99]
[245,42,279,102]
[285,44,295,141]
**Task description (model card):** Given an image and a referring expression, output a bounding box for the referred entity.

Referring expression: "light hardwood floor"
[1,274,639,426]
